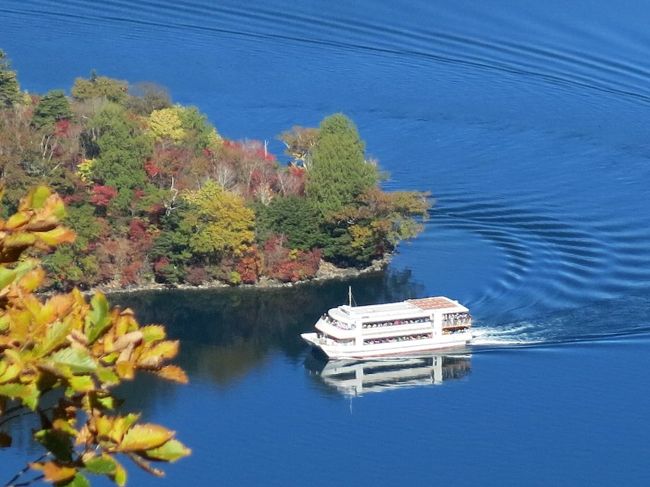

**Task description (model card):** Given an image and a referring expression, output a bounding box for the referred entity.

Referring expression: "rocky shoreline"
[91,255,392,296]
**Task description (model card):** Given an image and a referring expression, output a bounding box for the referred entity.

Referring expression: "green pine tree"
[306,113,378,217]
[32,89,72,129]
[0,49,21,107]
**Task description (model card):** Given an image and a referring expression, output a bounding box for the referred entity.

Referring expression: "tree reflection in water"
[112,269,426,389]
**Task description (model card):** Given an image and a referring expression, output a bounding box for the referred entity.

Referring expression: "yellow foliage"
[349,224,373,250]
[182,180,255,256]
[147,107,185,142]
[207,127,224,151]
[77,158,96,183]
[0,186,190,486]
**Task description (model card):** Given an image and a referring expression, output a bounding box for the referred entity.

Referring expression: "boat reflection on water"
[305,352,471,396]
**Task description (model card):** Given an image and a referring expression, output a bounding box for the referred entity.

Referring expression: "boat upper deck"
[329,296,467,323]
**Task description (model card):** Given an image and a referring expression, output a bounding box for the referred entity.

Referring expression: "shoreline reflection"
[305,353,471,396]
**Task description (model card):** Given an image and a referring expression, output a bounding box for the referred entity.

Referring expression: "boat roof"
[330,296,467,322]
[408,297,461,310]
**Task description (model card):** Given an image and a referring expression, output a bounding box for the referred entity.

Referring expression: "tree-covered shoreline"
[0,49,430,292]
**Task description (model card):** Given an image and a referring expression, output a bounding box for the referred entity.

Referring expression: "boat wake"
[471,324,542,348]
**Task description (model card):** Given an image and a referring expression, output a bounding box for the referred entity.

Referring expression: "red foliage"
[90,185,118,207]
[146,203,166,220]
[148,145,194,186]
[128,219,156,255]
[281,165,306,196]
[121,261,142,286]
[235,246,262,284]
[62,193,85,205]
[144,160,161,177]
[154,257,170,274]
[222,139,276,162]
[54,119,71,137]
[128,219,148,241]
[185,266,209,286]
[262,235,320,282]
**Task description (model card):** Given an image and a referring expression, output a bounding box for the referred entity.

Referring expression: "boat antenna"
[348,286,356,307]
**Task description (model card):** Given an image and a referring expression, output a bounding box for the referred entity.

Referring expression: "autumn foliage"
[0,187,190,486]
[0,50,430,292]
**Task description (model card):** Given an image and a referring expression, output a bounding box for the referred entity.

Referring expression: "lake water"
[2,1,650,485]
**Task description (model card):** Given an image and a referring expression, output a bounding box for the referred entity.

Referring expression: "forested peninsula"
[0,49,430,291]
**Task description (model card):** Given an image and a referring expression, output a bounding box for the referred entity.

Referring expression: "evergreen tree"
[31,89,72,129]
[0,49,20,107]
[90,104,152,212]
[254,196,325,250]
[306,113,378,216]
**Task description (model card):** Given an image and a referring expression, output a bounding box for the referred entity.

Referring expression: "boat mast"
[348,286,352,307]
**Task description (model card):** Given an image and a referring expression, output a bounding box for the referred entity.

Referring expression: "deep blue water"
[2,1,650,485]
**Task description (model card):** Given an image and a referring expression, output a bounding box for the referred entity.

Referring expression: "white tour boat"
[301,289,472,359]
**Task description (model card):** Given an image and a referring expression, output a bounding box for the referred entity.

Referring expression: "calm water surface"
[2,1,650,485]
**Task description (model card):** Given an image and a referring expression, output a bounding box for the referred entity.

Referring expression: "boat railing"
[362,317,429,329]
[322,337,354,346]
[322,315,356,330]
[364,333,433,345]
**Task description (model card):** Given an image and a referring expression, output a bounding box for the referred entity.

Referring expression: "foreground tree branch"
[0,187,190,486]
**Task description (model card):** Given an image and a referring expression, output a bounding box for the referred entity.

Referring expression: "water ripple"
[426,194,650,345]
[6,0,650,105]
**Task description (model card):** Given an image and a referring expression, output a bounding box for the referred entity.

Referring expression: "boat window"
[361,317,429,329]
[363,333,432,345]
[442,312,472,328]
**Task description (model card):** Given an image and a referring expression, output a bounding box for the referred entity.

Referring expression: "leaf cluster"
[0,187,190,486]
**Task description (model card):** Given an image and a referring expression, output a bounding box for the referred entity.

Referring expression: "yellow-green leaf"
[109,414,140,443]
[140,325,166,343]
[30,186,52,209]
[112,459,127,487]
[68,375,95,393]
[34,321,71,357]
[118,424,175,452]
[85,292,110,344]
[0,267,17,290]
[0,363,21,384]
[4,211,30,230]
[4,232,36,248]
[143,439,191,462]
[84,454,117,475]
[96,367,120,386]
[0,383,39,410]
[50,348,97,374]
[115,361,134,380]
[36,226,75,246]
[0,315,8,332]
[61,473,91,487]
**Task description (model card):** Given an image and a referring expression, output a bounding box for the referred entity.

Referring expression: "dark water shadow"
[112,270,426,391]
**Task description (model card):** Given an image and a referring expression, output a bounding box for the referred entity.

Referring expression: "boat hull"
[301,332,471,359]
